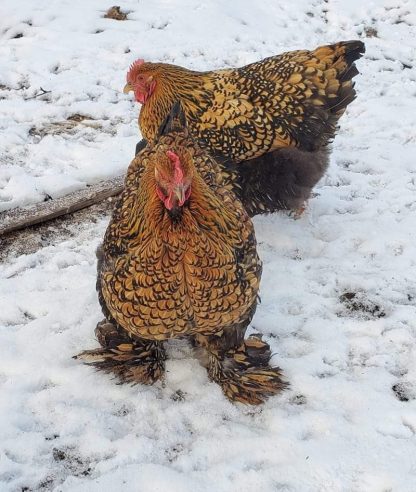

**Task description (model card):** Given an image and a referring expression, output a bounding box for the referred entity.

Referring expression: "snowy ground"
[1,0,416,490]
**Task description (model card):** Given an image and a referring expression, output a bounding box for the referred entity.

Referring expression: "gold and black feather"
[138,40,365,161]
[76,103,285,404]
[134,41,364,216]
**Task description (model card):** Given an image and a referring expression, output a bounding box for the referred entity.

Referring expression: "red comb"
[166,151,184,184]
[127,59,145,80]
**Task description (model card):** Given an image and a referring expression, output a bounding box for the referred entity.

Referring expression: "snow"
[1,0,416,490]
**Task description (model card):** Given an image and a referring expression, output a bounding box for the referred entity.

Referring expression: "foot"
[75,319,166,385]
[288,202,307,220]
[202,334,287,404]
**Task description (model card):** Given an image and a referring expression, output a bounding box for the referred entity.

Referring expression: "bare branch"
[0,176,124,236]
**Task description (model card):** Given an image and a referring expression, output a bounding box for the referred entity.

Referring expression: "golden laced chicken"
[76,103,285,404]
[125,40,365,216]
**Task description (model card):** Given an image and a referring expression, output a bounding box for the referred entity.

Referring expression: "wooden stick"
[0,175,124,236]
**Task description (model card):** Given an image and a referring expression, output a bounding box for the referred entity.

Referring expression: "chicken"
[125,40,364,216]
[76,103,285,404]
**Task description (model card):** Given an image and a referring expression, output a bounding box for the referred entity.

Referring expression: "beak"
[173,186,186,206]
[123,83,133,94]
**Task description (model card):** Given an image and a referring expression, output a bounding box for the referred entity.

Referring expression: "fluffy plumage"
[76,104,285,404]
[237,147,330,216]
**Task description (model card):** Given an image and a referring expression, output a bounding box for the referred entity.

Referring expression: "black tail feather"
[339,40,365,83]
[135,138,148,156]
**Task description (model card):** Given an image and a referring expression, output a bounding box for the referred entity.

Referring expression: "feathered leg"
[74,319,166,385]
[194,330,287,405]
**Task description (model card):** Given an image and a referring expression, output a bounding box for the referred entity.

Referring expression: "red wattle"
[135,90,146,104]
